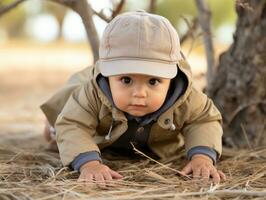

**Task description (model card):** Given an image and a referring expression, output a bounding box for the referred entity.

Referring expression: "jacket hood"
[93,58,193,110]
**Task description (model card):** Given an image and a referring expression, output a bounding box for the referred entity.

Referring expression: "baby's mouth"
[129,104,147,108]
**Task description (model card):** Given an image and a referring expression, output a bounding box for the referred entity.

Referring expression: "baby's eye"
[121,76,132,84]
[149,78,160,86]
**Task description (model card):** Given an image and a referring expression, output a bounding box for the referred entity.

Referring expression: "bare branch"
[51,0,112,22]
[149,0,156,13]
[195,0,215,87]
[70,0,100,62]
[0,0,100,62]
[180,17,198,45]
[50,0,100,62]
[89,0,126,23]
[112,0,125,18]
[0,0,26,16]
[93,9,111,22]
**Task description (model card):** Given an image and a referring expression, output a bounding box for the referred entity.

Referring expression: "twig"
[185,32,200,58]
[90,0,125,22]
[35,191,67,200]
[176,189,266,197]
[130,143,190,179]
[112,0,125,18]
[240,123,253,150]
[6,152,22,164]
[92,8,111,22]
[180,17,198,45]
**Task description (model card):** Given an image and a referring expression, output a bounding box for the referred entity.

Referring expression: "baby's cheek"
[113,95,128,110]
[150,95,166,110]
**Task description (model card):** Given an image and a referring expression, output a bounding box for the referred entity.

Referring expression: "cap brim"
[99,59,178,79]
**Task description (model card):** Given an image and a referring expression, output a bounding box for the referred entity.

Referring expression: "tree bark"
[208,0,266,148]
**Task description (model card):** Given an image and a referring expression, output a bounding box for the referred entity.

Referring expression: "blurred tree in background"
[0,0,237,42]
[42,1,68,39]
[0,0,27,37]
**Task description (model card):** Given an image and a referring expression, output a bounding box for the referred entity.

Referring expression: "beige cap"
[99,11,181,78]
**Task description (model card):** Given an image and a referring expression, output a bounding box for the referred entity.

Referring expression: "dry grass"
[0,145,266,200]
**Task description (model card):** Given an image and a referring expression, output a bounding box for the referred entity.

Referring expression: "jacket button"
[164,119,171,125]
[136,127,144,133]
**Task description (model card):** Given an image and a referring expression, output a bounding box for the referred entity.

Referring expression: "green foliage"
[0,0,27,37]
[206,0,237,27]
[157,0,196,27]
[155,0,237,29]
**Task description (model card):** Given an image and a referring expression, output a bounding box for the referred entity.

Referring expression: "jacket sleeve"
[55,82,101,166]
[71,151,102,171]
[181,86,223,157]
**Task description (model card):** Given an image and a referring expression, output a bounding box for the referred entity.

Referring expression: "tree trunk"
[69,0,99,63]
[208,0,266,148]
[50,0,100,62]
[149,0,156,13]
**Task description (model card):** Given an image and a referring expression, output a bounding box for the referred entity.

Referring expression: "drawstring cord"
[105,118,114,140]
[170,123,176,131]
[49,126,56,140]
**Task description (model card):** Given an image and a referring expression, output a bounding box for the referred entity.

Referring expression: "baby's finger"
[192,168,201,179]
[110,169,123,179]
[103,171,117,187]
[78,174,95,187]
[84,174,95,187]
[103,171,113,182]
[201,167,210,182]
[180,164,192,175]
[77,173,93,182]
[218,170,226,181]
[210,169,220,184]
[94,173,106,188]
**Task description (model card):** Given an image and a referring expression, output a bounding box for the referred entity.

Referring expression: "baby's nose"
[132,85,147,98]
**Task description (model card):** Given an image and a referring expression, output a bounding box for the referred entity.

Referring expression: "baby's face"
[109,74,170,117]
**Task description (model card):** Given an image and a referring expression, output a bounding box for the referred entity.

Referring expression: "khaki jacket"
[41,60,223,166]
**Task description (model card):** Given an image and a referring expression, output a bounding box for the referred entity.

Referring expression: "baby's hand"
[181,154,226,184]
[78,160,123,187]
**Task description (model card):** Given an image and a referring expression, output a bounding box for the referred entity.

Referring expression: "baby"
[41,11,226,186]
